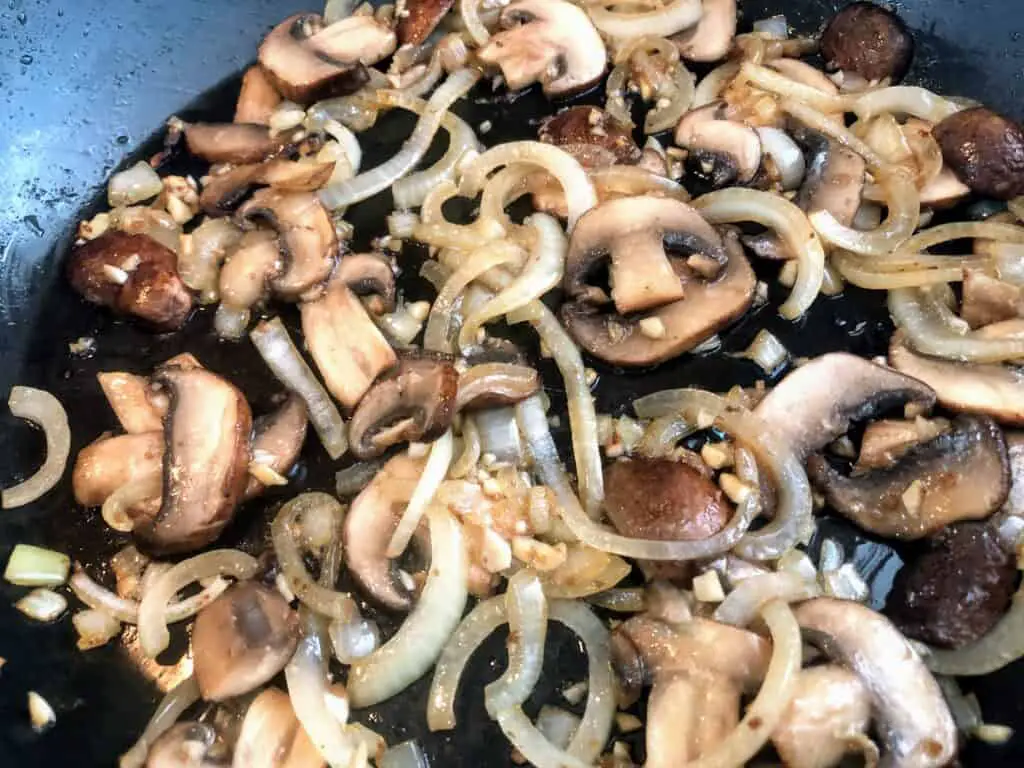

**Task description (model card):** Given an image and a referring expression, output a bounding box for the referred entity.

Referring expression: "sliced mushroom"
[754,353,936,461]
[218,230,284,315]
[671,0,737,63]
[72,432,164,507]
[67,231,193,331]
[675,102,762,188]
[258,14,378,104]
[854,417,950,473]
[199,165,267,217]
[1002,432,1024,517]
[455,363,541,411]
[934,106,1024,199]
[795,598,957,768]
[302,14,397,68]
[646,672,741,767]
[300,274,398,408]
[562,226,756,367]
[770,58,843,99]
[397,0,455,46]
[184,123,287,164]
[334,252,397,314]
[794,130,867,228]
[133,365,252,553]
[245,396,308,500]
[918,166,971,207]
[808,415,1010,539]
[886,520,1017,649]
[771,665,874,768]
[191,582,299,702]
[960,268,1024,328]
[238,189,337,299]
[97,371,166,434]
[348,354,458,460]
[889,334,1024,425]
[820,2,915,84]
[604,457,732,542]
[235,66,282,125]
[146,722,228,768]
[538,106,641,166]
[232,687,323,768]
[565,196,723,314]
[477,0,607,98]
[343,453,426,610]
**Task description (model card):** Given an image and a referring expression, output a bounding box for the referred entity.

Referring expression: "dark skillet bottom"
[3,7,1024,768]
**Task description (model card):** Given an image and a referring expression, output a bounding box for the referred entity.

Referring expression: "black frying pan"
[2,0,1024,765]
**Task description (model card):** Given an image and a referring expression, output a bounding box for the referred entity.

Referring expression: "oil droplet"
[116,135,129,145]
[20,54,33,65]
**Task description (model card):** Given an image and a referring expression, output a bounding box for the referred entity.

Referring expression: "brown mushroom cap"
[257,14,378,104]
[455,363,541,411]
[67,231,193,331]
[238,189,337,299]
[477,0,607,98]
[604,457,732,542]
[133,364,252,554]
[397,0,456,47]
[146,722,228,768]
[794,131,866,227]
[334,252,397,314]
[184,123,288,165]
[539,106,641,166]
[934,107,1024,200]
[348,354,458,460]
[245,395,309,500]
[675,102,763,187]
[235,66,282,126]
[218,230,284,313]
[754,352,936,461]
[820,2,915,83]
[191,582,300,702]
[72,432,164,507]
[808,414,1010,539]
[561,226,756,367]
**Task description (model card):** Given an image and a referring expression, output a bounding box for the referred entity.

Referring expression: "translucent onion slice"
[70,566,230,625]
[348,506,468,708]
[2,386,71,509]
[102,474,161,533]
[137,549,259,658]
[693,188,825,320]
[460,0,491,46]
[713,572,819,627]
[485,570,548,717]
[694,61,740,107]
[741,62,849,114]
[832,252,988,289]
[586,0,703,39]
[387,430,454,557]
[899,221,1024,254]
[119,677,201,768]
[852,86,962,123]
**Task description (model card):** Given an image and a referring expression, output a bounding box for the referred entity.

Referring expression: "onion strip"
[2,386,71,509]
[119,677,200,768]
[713,572,819,627]
[387,430,454,557]
[485,570,548,716]
[70,566,230,625]
[586,0,703,39]
[460,0,491,45]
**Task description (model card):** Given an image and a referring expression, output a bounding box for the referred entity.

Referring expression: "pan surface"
[2,0,1024,765]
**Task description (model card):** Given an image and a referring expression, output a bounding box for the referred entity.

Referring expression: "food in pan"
[6,0,1024,765]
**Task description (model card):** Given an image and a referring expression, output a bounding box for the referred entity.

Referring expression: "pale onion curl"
[833,251,994,290]
[387,430,454,557]
[484,569,548,717]
[694,61,740,108]
[589,165,690,201]
[851,86,962,123]
[713,572,820,627]
[693,188,825,320]
[458,141,597,231]
[70,566,230,625]
[586,0,703,39]
[740,62,849,115]
[2,386,71,509]
[460,0,491,46]
[414,180,507,250]
[119,677,201,768]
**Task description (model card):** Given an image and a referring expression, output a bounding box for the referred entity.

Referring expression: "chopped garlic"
[28,691,56,732]
[324,684,350,724]
[701,442,734,469]
[901,479,924,515]
[479,527,512,573]
[974,723,1014,744]
[719,473,752,504]
[616,713,642,733]
[15,589,67,622]
[562,681,588,705]
[638,317,667,339]
[693,571,726,603]
[512,537,567,571]
[406,300,431,322]
[248,461,288,487]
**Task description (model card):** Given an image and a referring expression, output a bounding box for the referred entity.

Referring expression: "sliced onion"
[810,169,920,256]
[137,549,259,658]
[250,317,348,459]
[901,221,1024,254]
[633,389,813,560]
[3,386,71,509]
[605,63,633,128]
[781,98,886,170]
[119,677,200,768]
[645,60,696,134]
[753,14,788,39]
[179,218,242,303]
[537,706,581,751]
[833,252,984,289]
[741,62,849,114]
[460,0,491,46]
[852,86,962,123]
[475,406,524,465]
[348,506,469,708]
[382,91,481,210]
[272,493,358,620]
[694,61,740,107]
[324,0,358,24]
[889,287,1024,362]
[459,214,567,348]
[459,142,597,231]
[587,0,703,38]
[387,430,454,557]
[756,127,805,190]
[213,303,250,340]
[319,69,480,209]
[478,165,534,232]
[693,188,825,319]
[485,570,548,716]
[713,572,819,626]
[70,565,230,624]
[108,161,163,207]
[450,416,481,479]
[329,614,381,663]
[4,543,69,587]
[589,165,690,200]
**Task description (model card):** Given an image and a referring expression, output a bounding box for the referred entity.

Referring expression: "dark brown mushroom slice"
[300,273,398,408]
[72,432,164,508]
[889,333,1024,426]
[191,582,300,702]
[754,353,936,461]
[885,520,1017,649]
[808,415,1010,540]
[334,252,397,314]
[819,1,915,83]
[343,453,426,611]
[258,14,374,104]
[539,106,641,166]
[960,268,1024,328]
[245,395,308,500]
[854,417,950,474]
[237,189,337,300]
[793,130,866,227]
[934,107,1024,200]
[561,229,756,367]
[234,65,282,125]
[348,354,459,460]
[564,196,726,315]
[397,0,456,46]
[67,231,193,331]
[200,164,267,216]
[133,365,252,554]
[146,722,228,768]
[455,363,541,411]
[675,102,763,188]
[477,0,607,98]
[184,122,287,164]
